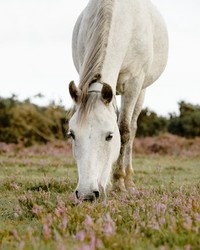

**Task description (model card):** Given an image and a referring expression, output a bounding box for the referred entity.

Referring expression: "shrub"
[168,101,200,138]
[137,108,168,137]
[0,96,70,145]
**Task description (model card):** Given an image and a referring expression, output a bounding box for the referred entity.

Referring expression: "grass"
[0,146,200,250]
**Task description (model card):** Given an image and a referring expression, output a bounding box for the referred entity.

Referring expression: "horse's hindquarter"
[142,2,168,87]
[119,1,168,89]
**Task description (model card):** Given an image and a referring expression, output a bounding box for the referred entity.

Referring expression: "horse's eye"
[68,130,75,140]
[105,133,113,141]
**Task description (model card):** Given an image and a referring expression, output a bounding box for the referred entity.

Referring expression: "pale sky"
[0,0,200,115]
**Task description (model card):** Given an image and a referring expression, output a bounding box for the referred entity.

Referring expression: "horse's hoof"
[113,186,127,193]
[126,186,136,195]
[125,181,136,194]
[112,178,127,193]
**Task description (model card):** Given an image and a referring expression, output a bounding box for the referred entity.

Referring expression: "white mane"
[78,0,114,98]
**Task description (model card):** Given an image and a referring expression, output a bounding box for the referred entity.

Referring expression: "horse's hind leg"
[124,89,146,193]
[113,74,145,192]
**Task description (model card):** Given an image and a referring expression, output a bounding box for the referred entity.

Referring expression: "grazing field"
[0,141,200,250]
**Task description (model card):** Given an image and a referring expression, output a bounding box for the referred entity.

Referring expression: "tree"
[137,108,168,137]
[168,101,200,137]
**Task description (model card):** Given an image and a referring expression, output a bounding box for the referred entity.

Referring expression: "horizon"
[2,93,200,118]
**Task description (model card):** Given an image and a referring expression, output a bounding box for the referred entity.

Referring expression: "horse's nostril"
[93,190,100,199]
[75,190,79,199]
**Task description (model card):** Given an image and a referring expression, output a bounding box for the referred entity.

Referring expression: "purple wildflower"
[42,223,51,240]
[75,230,86,242]
[83,215,93,228]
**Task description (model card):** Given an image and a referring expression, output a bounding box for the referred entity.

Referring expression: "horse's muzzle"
[75,190,100,201]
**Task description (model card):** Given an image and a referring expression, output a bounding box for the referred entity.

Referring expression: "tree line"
[137,101,200,138]
[0,96,199,145]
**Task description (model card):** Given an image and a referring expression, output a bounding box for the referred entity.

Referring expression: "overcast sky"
[0,0,200,115]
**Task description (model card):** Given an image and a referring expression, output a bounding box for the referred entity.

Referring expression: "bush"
[137,108,168,137]
[168,101,200,138]
[0,96,70,145]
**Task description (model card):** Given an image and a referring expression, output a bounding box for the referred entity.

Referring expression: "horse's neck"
[99,0,134,90]
[79,0,135,94]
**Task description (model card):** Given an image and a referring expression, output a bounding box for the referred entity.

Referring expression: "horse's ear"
[101,83,113,104]
[69,81,82,103]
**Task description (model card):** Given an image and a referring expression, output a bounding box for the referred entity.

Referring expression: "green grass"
[0,150,200,250]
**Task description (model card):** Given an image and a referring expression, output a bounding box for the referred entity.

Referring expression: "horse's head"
[68,81,120,201]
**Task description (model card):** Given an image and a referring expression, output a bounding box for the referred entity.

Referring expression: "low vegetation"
[0,141,200,249]
[0,95,200,249]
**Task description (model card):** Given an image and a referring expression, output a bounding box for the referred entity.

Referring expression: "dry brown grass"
[134,133,200,156]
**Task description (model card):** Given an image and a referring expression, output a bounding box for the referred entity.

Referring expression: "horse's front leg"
[113,75,144,193]
[124,89,146,193]
[113,118,130,192]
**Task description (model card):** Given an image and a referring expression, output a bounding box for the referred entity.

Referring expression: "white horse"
[68,0,168,201]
